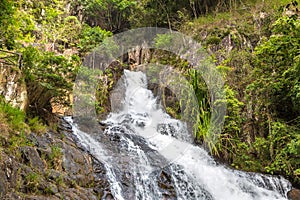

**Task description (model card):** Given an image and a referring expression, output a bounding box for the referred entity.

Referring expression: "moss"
[206,35,222,45]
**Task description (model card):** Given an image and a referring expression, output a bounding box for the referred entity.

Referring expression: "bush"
[251,15,300,120]
[22,46,80,108]
[232,121,300,186]
[77,25,112,53]
[0,97,26,133]
[28,117,47,135]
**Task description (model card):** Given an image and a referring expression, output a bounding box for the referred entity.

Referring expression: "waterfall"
[66,70,291,200]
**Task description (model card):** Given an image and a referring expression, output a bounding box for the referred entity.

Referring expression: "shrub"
[28,117,47,135]
[0,96,27,133]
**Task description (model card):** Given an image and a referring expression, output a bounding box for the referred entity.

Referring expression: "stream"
[65,70,291,200]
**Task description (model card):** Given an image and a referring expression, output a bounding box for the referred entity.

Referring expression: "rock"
[26,80,53,113]
[288,189,300,200]
[25,195,60,200]
[20,146,46,171]
[157,169,177,199]
[47,183,58,194]
[62,143,94,187]
[102,191,115,200]
[0,167,7,198]
[2,192,22,199]
[2,155,19,189]
[59,187,98,200]
[0,118,109,199]
[47,169,61,180]
[0,64,28,110]
[92,159,110,197]
[57,118,73,133]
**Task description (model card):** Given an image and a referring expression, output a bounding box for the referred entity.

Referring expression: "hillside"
[0,0,299,199]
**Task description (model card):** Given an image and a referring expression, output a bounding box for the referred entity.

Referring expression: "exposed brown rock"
[288,189,300,200]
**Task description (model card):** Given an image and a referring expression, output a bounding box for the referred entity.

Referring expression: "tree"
[0,0,18,49]
[71,0,136,33]
[250,14,300,121]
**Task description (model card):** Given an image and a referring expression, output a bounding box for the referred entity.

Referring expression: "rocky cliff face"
[0,64,28,111]
[0,118,110,199]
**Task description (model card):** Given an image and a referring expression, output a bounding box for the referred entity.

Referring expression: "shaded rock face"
[0,118,110,199]
[26,80,54,112]
[20,146,46,171]
[0,64,28,110]
[288,189,300,200]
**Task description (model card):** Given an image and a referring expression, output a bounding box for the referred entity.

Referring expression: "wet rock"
[157,123,177,137]
[92,159,110,197]
[157,170,177,199]
[102,191,115,200]
[57,118,73,133]
[72,116,99,134]
[288,189,300,200]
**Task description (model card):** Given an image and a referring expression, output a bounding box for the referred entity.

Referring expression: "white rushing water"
[67,70,291,200]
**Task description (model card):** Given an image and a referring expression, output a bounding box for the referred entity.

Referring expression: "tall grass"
[0,97,26,133]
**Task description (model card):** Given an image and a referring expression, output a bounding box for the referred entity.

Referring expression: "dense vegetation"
[0,0,299,190]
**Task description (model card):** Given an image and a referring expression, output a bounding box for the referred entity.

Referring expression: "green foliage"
[0,96,26,133]
[73,66,105,116]
[206,36,222,45]
[232,121,300,185]
[9,132,33,149]
[28,117,47,135]
[54,174,65,187]
[75,0,136,32]
[129,0,238,29]
[154,34,173,49]
[78,25,112,53]
[0,0,14,23]
[5,132,33,160]
[0,0,18,49]
[62,16,81,46]
[179,0,300,187]
[229,11,300,186]
[22,46,80,105]
[49,146,62,160]
[222,86,244,134]
[251,14,300,120]
[25,172,41,193]
[212,86,244,159]
[48,145,63,169]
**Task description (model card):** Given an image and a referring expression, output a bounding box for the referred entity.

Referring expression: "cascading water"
[66,70,291,200]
